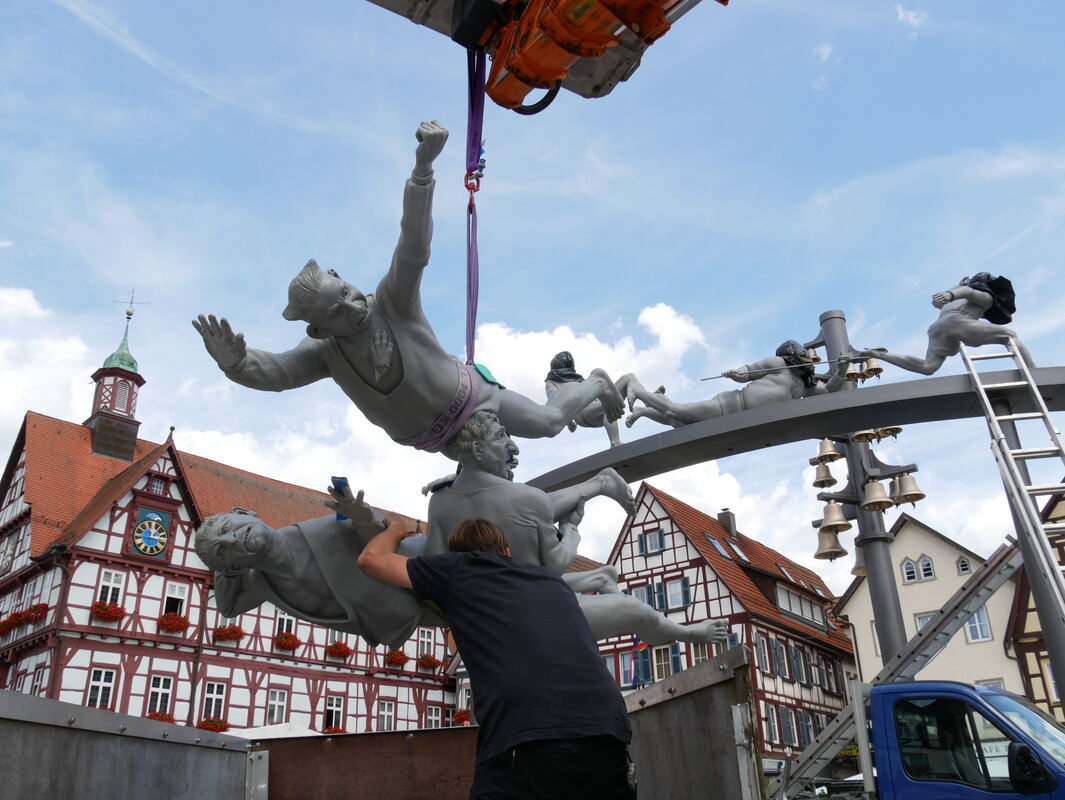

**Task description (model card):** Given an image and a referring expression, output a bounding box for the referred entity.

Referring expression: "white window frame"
[418,628,434,656]
[602,655,616,681]
[666,578,686,609]
[764,702,779,744]
[147,675,173,714]
[324,695,344,729]
[901,559,918,583]
[691,642,709,664]
[918,556,935,580]
[163,582,187,616]
[957,556,972,575]
[915,611,937,631]
[378,699,395,731]
[976,678,1005,690]
[642,529,664,554]
[203,681,226,719]
[620,652,634,686]
[87,668,116,709]
[425,706,442,729]
[780,707,797,747]
[726,540,750,562]
[267,689,288,725]
[965,605,993,643]
[276,609,295,635]
[653,646,672,681]
[30,666,45,695]
[98,569,124,605]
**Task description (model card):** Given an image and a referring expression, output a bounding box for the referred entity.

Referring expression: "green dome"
[102,324,139,373]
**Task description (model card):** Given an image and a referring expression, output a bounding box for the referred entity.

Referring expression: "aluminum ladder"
[767,540,1022,799]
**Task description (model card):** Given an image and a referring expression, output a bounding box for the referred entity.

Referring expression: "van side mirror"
[1008,741,1054,794]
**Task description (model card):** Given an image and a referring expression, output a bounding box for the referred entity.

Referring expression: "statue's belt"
[394,360,480,452]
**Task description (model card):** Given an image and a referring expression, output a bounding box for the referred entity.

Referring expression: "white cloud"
[814,43,834,63]
[0,288,54,321]
[0,241,12,248]
[895,5,928,39]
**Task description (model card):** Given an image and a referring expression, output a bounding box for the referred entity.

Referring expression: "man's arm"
[538,497,583,574]
[357,518,414,588]
[192,314,330,391]
[723,356,781,384]
[376,122,448,316]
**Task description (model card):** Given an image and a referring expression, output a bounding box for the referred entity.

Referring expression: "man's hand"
[413,121,448,177]
[192,314,247,372]
[722,368,741,381]
[931,291,953,308]
[357,517,414,589]
[325,485,386,535]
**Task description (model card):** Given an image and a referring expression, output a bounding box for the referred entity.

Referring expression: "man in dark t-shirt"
[358,516,635,799]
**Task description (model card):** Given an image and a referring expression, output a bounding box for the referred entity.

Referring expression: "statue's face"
[308,271,371,337]
[474,420,520,480]
[208,515,273,568]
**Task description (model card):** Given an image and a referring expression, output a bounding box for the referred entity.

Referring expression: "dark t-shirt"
[406,551,631,763]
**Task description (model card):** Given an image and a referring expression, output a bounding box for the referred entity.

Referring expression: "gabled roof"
[13,411,422,558]
[636,483,852,652]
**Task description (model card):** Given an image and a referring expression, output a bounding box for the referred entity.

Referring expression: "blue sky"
[2,0,1063,593]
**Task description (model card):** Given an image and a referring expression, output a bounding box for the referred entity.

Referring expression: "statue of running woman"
[856,274,1033,375]
[193,122,624,452]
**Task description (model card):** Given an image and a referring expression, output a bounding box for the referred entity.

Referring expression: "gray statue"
[545,351,623,448]
[194,490,439,650]
[857,274,1034,375]
[426,410,729,645]
[193,121,624,453]
[624,340,847,429]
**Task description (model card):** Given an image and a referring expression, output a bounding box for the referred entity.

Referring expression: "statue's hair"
[282,259,325,321]
[440,410,500,464]
[448,519,510,556]
[193,508,258,570]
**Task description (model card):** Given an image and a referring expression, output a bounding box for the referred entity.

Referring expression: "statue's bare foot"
[856,346,887,359]
[625,408,647,429]
[589,368,625,422]
[596,468,635,516]
[684,618,730,643]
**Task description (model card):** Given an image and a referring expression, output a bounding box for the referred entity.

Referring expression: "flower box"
[197,717,230,732]
[416,654,441,670]
[157,612,191,633]
[323,726,346,734]
[23,603,48,624]
[145,711,175,723]
[383,650,409,668]
[325,641,353,659]
[273,632,302,651]
[452,709,470,726]
[0,615,22,635]
[91,601,128,623]
[212,624,245,643]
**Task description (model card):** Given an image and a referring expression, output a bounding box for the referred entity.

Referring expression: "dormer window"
[148,476,166,495]
[957,557,972,575]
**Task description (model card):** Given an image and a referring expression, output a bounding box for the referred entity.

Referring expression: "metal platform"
[529,366,1065,492]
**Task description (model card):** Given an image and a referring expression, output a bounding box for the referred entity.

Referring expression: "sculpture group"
[193,120,1030,654]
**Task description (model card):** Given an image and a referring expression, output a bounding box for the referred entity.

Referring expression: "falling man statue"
[193,121,624,453]
[545,351,624,448]
[856,273,1034,375]
[624,340,848,429]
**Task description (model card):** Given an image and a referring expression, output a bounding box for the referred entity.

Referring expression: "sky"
[2,0,1063,595]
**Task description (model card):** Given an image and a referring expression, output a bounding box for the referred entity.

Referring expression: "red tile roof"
[13,411,423,557]
[638,483,852,653]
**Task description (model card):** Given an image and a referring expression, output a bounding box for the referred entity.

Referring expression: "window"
[163,583,187,616]
[776,585,826,626]
[965,606,993,643]
[790,645,808,684]
[797,710,814,747]
[602,655,616,681]
[771,640,790,679]
[915,612,937,631]
[779,707,797,746]
[976,678,1005,690]
[620,652,633,687]
[418,628,434,656]
[15,672,27,692]
[957,557,972,575]
[147,675,173,714]
[98,569,124,605]
[755,635,770,673]
[691,642,709,664]
[276,610,295,635]
[901,559,918,583]
[378,700,395,731]
[632,585,652,608]
[460,687,472,710]
[653,646,674,681]
[708,537,732,560]
[148,476,166,495]
[666,577,690,609]
[778,565,795,582]
[30,666,45,695]
[324,695,344,729]
[115,381,130,413]
[809,654,825,687]
[267,689,288,724]
[203,681,227,719]
[425,706,442,729]
[919,556,935,580]
[640,529,664,554]
[726,541,749,562]
[764,702,779,743]
[87,668,116,709]
[716,632,739,656]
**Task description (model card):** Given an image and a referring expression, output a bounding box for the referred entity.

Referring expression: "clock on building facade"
[131,508,171,557]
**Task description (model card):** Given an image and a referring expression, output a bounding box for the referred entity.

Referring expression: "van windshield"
[985,693,1065,765]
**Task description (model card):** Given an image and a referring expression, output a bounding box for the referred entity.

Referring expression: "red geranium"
[197,717,230,732]
[384,650,409,668]
[325,641,353,659]
[146,711,175,723]
[0,614,21,635]
[452,709,471,725]
[157,612,191,633]
[212,624,245,642]
[23,604,48,624]
[416,654,441,670]
[323,726,346,734]
[273,632,302,651]
[91,601,127,623]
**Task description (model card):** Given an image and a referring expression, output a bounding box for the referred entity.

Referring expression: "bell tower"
[84,307,145,460]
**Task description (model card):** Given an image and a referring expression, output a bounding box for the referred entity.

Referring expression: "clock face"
[133,512,169,556]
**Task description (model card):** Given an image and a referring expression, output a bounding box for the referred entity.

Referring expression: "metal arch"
[527,366,1065,493]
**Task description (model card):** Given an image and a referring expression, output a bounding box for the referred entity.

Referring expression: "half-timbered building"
[0,327,455,734]
[598,483,855,772]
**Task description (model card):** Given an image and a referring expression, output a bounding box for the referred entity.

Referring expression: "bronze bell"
[851,429,878,443]
[851,545,867,577]
[819,500,852,533]
[812,463,837,488]
[876,424,903,440]
[860,480,894,512]
[891,473,925,506]
[861,357,884,379]
[816,438,843,464]
[814,530,848,561]
[845,361,862,381]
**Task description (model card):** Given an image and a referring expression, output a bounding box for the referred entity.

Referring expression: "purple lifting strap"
[465,50,486,365]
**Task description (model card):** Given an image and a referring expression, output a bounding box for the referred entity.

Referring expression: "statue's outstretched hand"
[192,314,247,372]
[710,619,730,643]
[931,291,953,309]
[414,121,449,172]
[325,485,386,534]
[722,368,741,381]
